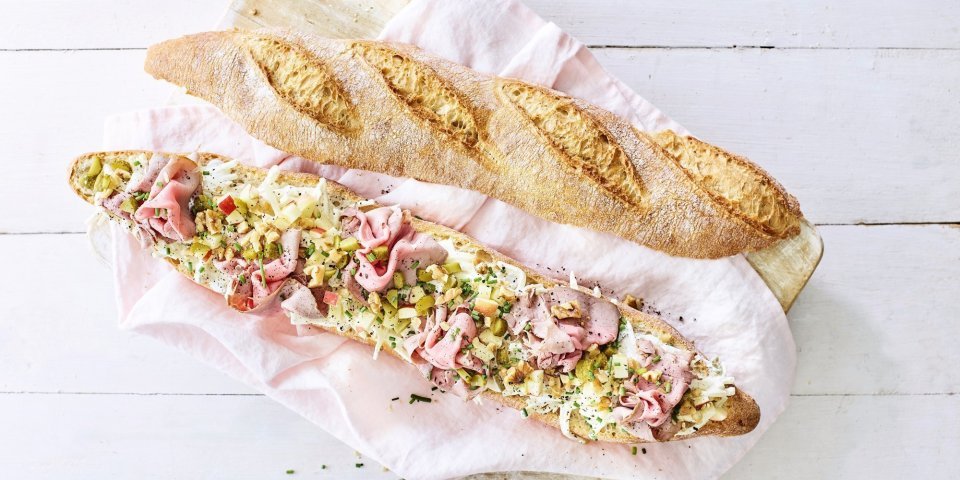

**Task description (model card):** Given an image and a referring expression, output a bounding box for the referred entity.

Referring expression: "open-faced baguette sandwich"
[69,150,760,443]
[144,29,804,259]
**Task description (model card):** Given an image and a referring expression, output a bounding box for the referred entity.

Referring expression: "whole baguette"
[69,150,761,443]
[144,29,803,259]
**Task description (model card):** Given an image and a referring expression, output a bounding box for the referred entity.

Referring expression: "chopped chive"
[259,257,267,288]
[409,394,431,404]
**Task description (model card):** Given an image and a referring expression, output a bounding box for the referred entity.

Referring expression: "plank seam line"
[2,46,959,53]
[589,45,960,51]
[791,392,956,397]
[2,221,957,236]
[814,221,960,227]
[0,391,955,397]
[0,391,262,396]
[0,47,147,52]
[0,231,86,236]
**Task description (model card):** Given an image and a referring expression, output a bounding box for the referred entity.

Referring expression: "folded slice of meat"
[612,344,694,437]
[341,206,405,252]
[406,305,482,372]
[505,286,620,373]
[99,153,175,246]
[279,281,327,320]
[130,152,173,192]
[547,286,620,346]
[100,192,156,246]
[133,155,201,242]
[343,207,448,292]
[216,230,303,312]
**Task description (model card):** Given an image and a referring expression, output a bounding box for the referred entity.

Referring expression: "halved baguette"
[144,29,802,259]
[69,150,760,443]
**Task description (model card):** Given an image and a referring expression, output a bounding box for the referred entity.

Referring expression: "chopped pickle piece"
[442,262,462,274]
[86,156,103,178]
[490,317,507,336]
[93,173,117,193]
[323,268,337,280]
[382,301,398,317]
[372,245,389,260]
[233,197,248,215]
[417,269,433,283]
[110,160,132,173]
[386,289,399,308]
[242,248,258,260]
[339,237,360,252]
[393,272,405,289]
[190,242,211,256]
[119,196,139,214]
[81,174,97,190]
[414,295,435,315]
[264,242,281,259]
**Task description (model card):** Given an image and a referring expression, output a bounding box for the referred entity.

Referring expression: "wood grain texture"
[0,50,176,234]
[221,0,960,49]
[0,393,386,479]
[745,220,822,311]
[0,393,955,479]
[0,0,228,49]
[728,394,960,479]
[524,0,960,49]
[790,224,960,395]
[222,0,410,39]
[0,234,249,395]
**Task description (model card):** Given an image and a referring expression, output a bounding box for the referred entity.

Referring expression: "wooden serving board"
[220,0,823,314]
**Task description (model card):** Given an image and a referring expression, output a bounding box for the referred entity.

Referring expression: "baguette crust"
[69,150,760,443]
[144,29,803,259]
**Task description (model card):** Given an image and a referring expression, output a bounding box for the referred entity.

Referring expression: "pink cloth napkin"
[93,1,795,478]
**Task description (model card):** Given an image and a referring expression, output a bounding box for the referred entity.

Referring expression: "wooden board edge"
[746,220,824,312]
[220,0,410,38]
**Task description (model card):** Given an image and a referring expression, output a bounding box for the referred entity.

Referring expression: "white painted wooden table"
[1,1,958,478]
